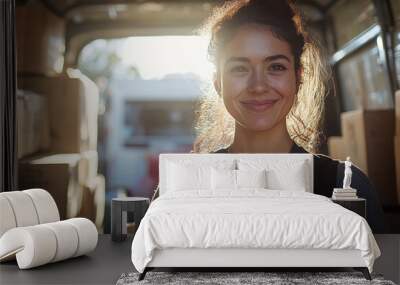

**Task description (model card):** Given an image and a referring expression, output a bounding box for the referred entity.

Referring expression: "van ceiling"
[44,0,336,21]
[37,0,337,67]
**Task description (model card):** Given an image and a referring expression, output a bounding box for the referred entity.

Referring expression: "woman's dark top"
[213,144,385,233]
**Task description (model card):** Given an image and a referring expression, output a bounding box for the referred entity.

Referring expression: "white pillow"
[236,169,267,188]
[237,159,309,192]
[211,169,267,190]
[167,162,211,191]
[166,159,236,193]
[211,168,237,190]
[266,163,307,191]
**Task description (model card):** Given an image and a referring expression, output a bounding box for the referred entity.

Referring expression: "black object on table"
[111,197,149,242]
[331,197,366,218]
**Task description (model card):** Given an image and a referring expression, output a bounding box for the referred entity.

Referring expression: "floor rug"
[116,271,396,285]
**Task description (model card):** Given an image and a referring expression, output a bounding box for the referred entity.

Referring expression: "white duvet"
[131,190,380,273]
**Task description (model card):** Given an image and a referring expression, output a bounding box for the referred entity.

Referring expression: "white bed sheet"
[131,189,380,273]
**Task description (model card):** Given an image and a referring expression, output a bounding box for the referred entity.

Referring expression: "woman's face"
[215,24,299,131]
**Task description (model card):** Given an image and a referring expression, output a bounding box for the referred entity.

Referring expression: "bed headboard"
[159,153,314,195]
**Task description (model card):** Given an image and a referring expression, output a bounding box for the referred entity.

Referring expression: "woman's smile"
[240,98,279,112]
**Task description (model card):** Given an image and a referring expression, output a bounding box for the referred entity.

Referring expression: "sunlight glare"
[120,36,215,80]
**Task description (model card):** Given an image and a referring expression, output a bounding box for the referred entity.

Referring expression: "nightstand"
[331,197,366,218]
[111,197,149,242]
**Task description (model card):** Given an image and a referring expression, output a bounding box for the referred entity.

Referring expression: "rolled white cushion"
[0,226,57,269]
[0,196,17,237]
[23,188,60,224]
[0,218,98,269]
[42,221,79,262]
[64,218,98,257]
[0,191,39,227]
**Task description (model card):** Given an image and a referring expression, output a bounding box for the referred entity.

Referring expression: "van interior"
[12,0,400,233]
[0,0,400,283]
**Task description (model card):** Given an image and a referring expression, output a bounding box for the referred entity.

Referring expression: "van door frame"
[330,0,398,103]
[0,0,18,192]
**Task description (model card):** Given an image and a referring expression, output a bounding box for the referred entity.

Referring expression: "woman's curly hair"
[192,0,332,154]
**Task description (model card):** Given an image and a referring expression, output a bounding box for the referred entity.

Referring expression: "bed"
[131,153,381,281]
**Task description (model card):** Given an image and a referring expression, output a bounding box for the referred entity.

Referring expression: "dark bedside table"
[331,197,366,218]
[111,197,150,241]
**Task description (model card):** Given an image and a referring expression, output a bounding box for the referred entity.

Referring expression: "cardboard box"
[395,137,400,204]
[68,69,99,151]
[327,136,347,161]
[16,2,65,75]
[78,150,98,187]
[17,90,50,158]
[79,186,96,226]
[19,154,83,219]
[79,175,105,229]
[341,109,396,205]
[341,110,395,173]
[395,90,400,135]
[18,74,99,153]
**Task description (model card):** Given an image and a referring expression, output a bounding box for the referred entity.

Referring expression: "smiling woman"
[218,24,299,152]
[193,0,329,154]
[186,0,385,233]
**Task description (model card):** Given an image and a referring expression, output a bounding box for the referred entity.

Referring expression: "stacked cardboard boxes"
[18,73,99,153]
[79,174,105,229]
[19,154,82,220]
[341,110,395,177]
[19,152,105,228]
[342,110,396,205]
[78,150,99,187]
[16,90,50,158]
[77,150,105,228]
[16,2,104,228]
[395,90,400,204]
[17,72,104,228]
[328,109,396,205]
[16,2,65,76]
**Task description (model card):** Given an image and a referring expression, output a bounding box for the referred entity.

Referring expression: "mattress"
[131,189,380,273]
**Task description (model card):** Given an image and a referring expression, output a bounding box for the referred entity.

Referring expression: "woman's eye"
[270,64,287,72]
[230,66,248,73]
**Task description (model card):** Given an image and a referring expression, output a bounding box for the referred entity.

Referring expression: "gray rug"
[116,271,396,285]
